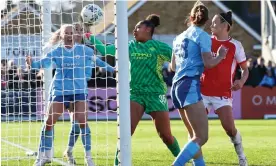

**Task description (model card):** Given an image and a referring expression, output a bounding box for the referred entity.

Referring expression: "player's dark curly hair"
[140,14,160,36]
[219,11,232,31]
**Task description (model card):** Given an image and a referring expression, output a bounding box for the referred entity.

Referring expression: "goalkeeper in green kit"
[86,14,180,165]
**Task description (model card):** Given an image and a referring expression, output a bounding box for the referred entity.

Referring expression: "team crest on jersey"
[75,55,80,59]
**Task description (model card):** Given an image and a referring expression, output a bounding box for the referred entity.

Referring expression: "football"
[81,4,103,25]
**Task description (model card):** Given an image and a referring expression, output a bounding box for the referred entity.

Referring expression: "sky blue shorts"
[50,94,87,108]
[171,76,202,109]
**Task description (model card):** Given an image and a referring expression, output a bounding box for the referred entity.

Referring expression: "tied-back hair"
[189,0,209,27]
[47,29,61,47]
[140,14,160,36]
[219,11,233,31]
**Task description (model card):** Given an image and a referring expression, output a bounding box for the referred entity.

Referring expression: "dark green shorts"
[130,94,169,114]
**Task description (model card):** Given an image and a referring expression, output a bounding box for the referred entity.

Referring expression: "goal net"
[1,0,131,165]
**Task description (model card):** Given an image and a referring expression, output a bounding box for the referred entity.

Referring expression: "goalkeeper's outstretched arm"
[85,33,116,56]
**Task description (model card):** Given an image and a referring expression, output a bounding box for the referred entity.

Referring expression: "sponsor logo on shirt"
[131,52,152,59]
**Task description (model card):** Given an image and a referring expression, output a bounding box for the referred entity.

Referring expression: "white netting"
[1,0,128,165]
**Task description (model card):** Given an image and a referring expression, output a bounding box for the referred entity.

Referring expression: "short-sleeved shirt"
[172,25,211,84]
[84,34,172,95]
[201,37,247,98]
[129,40,172,94]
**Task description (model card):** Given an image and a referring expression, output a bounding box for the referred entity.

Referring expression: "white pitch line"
[1,138,70,166]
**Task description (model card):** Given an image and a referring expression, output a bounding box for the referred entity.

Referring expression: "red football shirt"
[201,36,247,98]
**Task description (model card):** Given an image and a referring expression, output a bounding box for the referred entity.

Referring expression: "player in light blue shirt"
[32,43,113,96]
[172,25,210,82]
[29,24,114,166]
[170,2,227,166]
[63,22,117,164]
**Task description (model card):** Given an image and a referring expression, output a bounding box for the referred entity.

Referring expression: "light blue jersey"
[172,25,211,83]
[32,44,114,96]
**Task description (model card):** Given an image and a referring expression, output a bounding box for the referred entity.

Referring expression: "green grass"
[1,120,276,166]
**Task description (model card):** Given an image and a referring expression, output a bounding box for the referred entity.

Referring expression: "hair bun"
[226,10,232,15]
[226,10,232,18]
[219,10,233,26]
[146,14,160,27]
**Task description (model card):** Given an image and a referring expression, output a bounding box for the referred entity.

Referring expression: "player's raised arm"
[85,33,116,56]
[26,27,63,70]
[200,33,227,69]
[26,49,57,69]
[75,15,116,56]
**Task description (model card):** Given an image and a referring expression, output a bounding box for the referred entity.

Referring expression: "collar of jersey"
[212,36,232,42]
[61,43,76,52]
[135,39,154,44]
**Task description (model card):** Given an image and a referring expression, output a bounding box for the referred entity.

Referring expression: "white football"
[81,4,103,25]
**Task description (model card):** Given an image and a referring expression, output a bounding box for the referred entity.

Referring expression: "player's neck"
[138,36,152,43]
[215,33,229,41]
[63,41,73,48]
[138,40,151,43]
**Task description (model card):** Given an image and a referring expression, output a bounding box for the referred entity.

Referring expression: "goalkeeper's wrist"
[88,34,96,44]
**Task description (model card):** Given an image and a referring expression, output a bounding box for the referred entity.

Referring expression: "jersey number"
[159,95,167,105]
[182,38,189,59]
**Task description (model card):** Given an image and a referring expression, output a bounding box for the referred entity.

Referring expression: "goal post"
[41,0,52,118]
[1,0,132,165]
[114,1,132,166]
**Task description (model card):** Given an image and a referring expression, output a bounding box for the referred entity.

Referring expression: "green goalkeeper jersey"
[85,34,172,94]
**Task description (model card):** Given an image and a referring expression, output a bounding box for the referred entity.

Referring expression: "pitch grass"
[1,120,276,166]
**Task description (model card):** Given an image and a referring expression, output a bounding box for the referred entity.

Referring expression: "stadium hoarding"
[1,87,246,121]
[241,86,276,119]
[25,86,276,120]
[60,87,242,120]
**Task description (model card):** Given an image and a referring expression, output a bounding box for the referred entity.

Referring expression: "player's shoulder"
[198,27,209,36]
[228,38,245,54]
[153,40,170,48]
[44,43,60,52]
[128,40,137,47]
[54,43,63,49]
[189,25,210,38]
[129,40,136,44]
[185,26,210,44]
[229,38,243,47]
[52,44,63,53]
[197,30,210,41]
[229,38,246,59]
